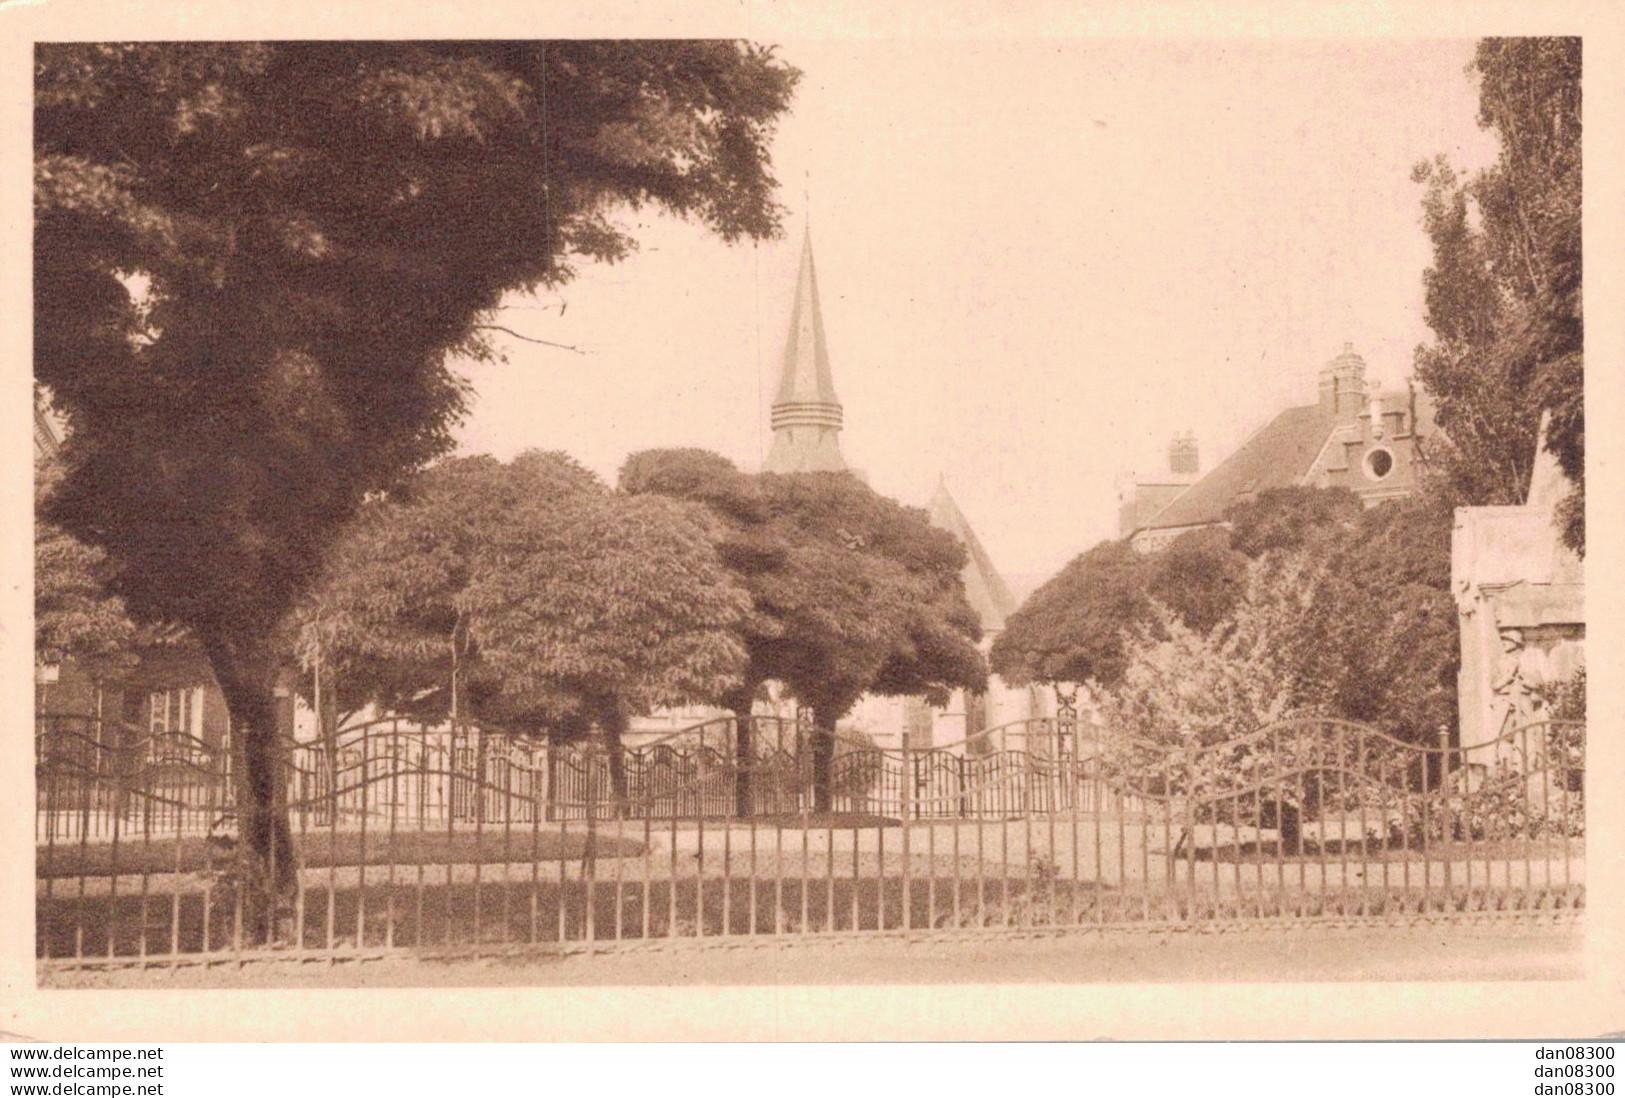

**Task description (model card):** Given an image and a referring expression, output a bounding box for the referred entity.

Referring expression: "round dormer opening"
[1364,447,1394,480]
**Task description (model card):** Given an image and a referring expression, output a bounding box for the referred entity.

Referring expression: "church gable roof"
[1138,403,1335,532]
[928,480,1018,632]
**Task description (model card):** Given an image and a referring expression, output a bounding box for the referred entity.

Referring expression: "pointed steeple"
[764,229,846,474]
[927,478,1018,635]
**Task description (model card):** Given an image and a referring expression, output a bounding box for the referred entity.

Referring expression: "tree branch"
[473,325,590,354]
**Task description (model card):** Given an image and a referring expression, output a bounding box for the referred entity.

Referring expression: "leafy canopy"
[297,451,751,737]
[620,449,987,724]
[1297,493,1458,746]
[35,41,800,655]
[991,486,1456,746]
[989,524,1251,689]
[989,538,1151,689]
[1224,486,1360,559]
[1102,555,1319,749]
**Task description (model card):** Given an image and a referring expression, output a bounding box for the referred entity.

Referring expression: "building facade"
[1125,343,1436,552]
[1116,433,1200,538]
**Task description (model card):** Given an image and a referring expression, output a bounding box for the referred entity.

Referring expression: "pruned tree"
[989,539,1150,690]
[1413,38,1582,550]
[35,42,798,887]
[990,527,1248,691]
[297,451,752,802]
[621,450,987,812]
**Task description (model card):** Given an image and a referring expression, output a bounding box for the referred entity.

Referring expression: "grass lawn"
[37,829,647,878]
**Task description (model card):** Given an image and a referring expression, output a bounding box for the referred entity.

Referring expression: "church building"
[760,230,1039,752]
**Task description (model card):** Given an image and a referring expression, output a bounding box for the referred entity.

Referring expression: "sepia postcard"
[2,0,1623,1044]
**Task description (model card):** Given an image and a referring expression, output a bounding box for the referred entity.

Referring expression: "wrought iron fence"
[35,713,1583,968]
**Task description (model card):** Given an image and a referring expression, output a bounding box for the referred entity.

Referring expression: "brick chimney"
[1168,431,1199,477]
[1318,342,1368,424]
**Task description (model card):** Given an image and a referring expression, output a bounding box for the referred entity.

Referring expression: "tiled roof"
[928,480,1018,632]
[1138,403,1335,532]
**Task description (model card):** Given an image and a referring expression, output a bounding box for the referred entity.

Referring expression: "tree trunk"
[724,687,756,818]
[1278,801,1302,855]
[199,630,297,902]
[811,713,835,814]
[599,705,629,815]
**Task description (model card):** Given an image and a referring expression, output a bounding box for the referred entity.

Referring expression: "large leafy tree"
[1413,38,1581,550]
[989,539,1151,690]
[621,450,987,812]
[35,42,797,884]
[297,452,751,799]
[1299,494,1459,747]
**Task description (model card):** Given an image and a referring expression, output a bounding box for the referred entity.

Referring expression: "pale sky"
[452,39,1501,593]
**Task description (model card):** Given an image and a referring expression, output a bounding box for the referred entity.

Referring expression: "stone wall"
[1452,428,1584,752]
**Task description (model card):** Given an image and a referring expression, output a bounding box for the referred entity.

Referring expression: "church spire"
[764,228,847,473]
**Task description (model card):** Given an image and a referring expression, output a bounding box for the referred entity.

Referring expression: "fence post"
[1437,722,1453,905]
[584,742,598,945]
[475,724,487,826]
[544,739,557,823]
[902,731,915,822]
[1056,692,1077,761]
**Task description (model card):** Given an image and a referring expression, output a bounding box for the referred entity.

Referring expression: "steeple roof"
[764,228,846,474]
[928,478,1018,633]
[774,228,840,408]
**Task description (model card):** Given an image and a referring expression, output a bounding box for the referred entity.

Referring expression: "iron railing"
[35,713,1584,968]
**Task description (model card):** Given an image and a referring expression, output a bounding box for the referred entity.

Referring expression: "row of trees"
[37,443,987,816]
[292,449,985,813]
